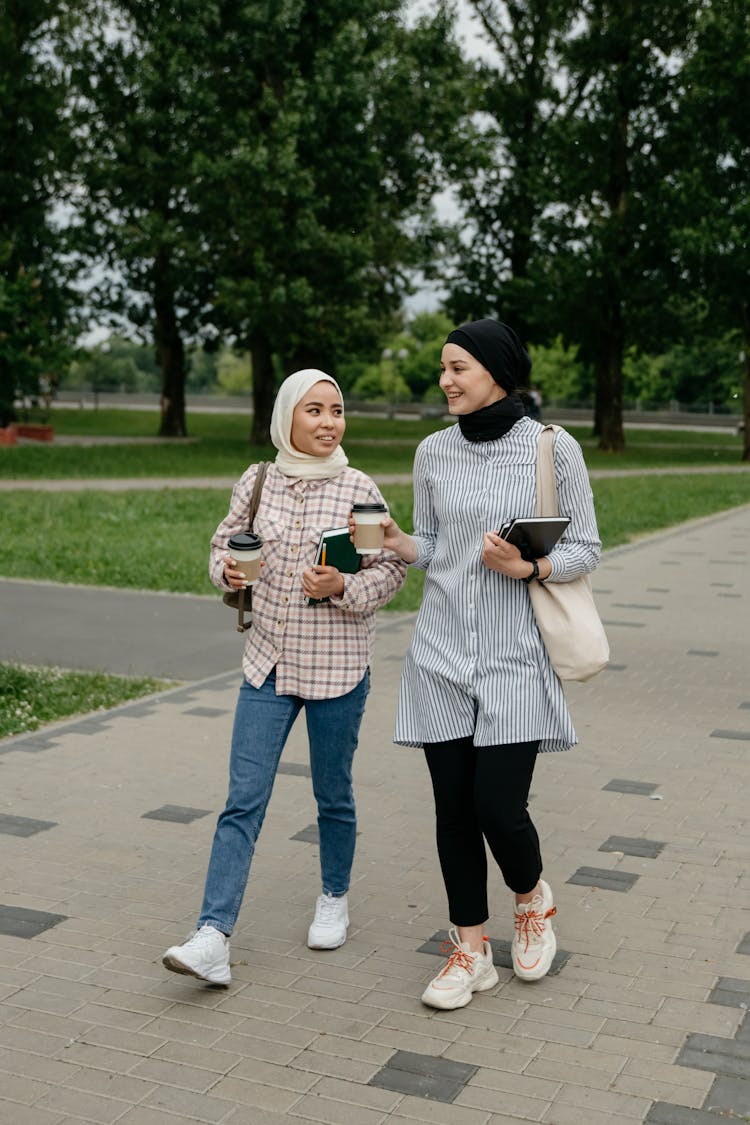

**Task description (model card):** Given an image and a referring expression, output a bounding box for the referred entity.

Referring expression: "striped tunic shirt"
[210,464,407,699]
[394,417,601,752]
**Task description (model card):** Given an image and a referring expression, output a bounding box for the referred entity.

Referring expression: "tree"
[70,1,464,442]
[671,0,750,459]
[68,0,223,436]
[438,0,575,343]
[200,1,466,442]
[544,0,698,450]
[0,0,76,425]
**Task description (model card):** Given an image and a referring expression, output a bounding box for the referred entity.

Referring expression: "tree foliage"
[0,0,77,425]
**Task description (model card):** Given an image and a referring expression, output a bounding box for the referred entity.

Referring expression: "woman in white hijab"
[163,370,406,987]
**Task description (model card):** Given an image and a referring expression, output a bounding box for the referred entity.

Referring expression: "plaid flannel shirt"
[210,463,407,699]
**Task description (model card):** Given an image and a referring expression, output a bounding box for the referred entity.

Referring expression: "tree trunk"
[742,300,750,463]
[594,323,625,452]
[250,329,275,445]
[154,248,187,437]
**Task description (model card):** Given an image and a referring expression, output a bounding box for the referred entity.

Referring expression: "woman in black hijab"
[383,318,602,1009]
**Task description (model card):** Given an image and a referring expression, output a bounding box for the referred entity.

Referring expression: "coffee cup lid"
[228,532,262,551]
[352,502,387,512]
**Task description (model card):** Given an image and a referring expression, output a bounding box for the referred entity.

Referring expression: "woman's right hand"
[223,554,248,589]
[382,515,419,564]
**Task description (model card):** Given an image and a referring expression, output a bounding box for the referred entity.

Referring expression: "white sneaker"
[421,928,499,1010]
[511,879,557,981]
[162,924,231,985]
[307,893,349,950]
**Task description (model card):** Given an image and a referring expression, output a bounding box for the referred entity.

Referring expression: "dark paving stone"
[567,866,640,892]
[0,904,68,938]
[142,805,212,824]
[708,978,750,1009]
[710,582,734,588]
[717,593,742,598]
[612,602,663,610]
[117,702,157,717]
[601,619,646,628]
[710,729,750,741]
[291,824,319,843]
[687,649,719,657]
[737,1015,750,1043]
[183,707,230,717]
[370,1050,476,1103]
[645,1103,739,1124]
[0,814,57,837]
[705,1075,750,1117]
[0,736,62,755]
[739,702,750,710]
[647,587,670,592]
[278,762,312,777]
[602,779,659,795]
[416,931,570,976]
[678,1031,750,1077]
[604,663,628,672]
[599,835,665,859]
[737,933,750,955]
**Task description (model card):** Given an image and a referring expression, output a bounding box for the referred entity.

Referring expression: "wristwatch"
[523,559,540,584]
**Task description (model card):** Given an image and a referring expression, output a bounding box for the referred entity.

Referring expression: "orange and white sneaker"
[511,879,557,981]
[421,927,499,1010]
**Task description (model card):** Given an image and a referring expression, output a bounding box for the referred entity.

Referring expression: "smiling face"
[439,343,506,414]
[290,380,345,456]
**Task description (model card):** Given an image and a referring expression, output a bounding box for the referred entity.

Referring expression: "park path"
[0,505,749,1123]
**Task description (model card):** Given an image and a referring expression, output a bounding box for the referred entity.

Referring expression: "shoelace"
[513,904,557,953]
[437,931,485,978]
[315,896,340,922]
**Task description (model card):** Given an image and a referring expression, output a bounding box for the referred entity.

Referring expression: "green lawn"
[0,662,173,739]
[1,475,748,613]
[1,407,744,478]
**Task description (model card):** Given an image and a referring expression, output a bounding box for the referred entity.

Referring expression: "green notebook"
[306,526,362,605]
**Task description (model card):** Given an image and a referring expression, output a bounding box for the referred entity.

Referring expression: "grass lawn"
[0,662,173,739]
[1,408,745,478]
[1,474,748,613]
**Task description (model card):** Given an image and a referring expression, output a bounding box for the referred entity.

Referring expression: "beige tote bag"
[528,426,609,682]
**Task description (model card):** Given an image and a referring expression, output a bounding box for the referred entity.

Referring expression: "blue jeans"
[198,669,370,935]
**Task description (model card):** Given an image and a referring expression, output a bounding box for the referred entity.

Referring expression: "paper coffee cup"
[227,532,263,585]
[352,503,387,554]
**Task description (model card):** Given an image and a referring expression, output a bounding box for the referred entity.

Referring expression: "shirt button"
[282,596,289,603]
[294,520,301,528]
[287,570,293,577]
[277,620,285,629]
[297,495,304,504]
[290,546,297,554]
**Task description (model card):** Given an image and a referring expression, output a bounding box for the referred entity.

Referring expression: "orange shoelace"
[437,935,488,977]
[513,905,557,953]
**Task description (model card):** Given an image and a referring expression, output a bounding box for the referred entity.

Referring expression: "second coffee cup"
[351,502,387,554]
[227,532,263,585]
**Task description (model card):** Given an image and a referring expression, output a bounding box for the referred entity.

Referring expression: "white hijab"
[270,368,349,480]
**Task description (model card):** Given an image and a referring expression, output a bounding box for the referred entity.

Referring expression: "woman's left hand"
[482,532,533,580]
[301,565,346,600]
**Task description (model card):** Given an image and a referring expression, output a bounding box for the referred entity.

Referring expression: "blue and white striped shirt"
[394,417,601,752]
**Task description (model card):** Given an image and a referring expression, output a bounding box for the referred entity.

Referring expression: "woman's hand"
[346,512,418,564]
[301,565,346,600]
[482,532,547,581]
[223,554,249,589]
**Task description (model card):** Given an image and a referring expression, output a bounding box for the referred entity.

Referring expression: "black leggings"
[424,737,542,927]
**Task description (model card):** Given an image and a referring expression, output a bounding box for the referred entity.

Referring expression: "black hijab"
[445,318,531,442]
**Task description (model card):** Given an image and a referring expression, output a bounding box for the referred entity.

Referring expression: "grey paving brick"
[278,762,312,777]
[0,905,67,939]
[598,836,665,858]
[370,1065,467,1103]
[678,1032,750,1078]
[0,814,57,837]
[708,976,750,1008]
[141,804,212,823]
[737,932,750,955]
[291,823,319,842]
[183,706,229,717]
[566,867,640,892]
[645,1102,736,1124]
[704,1074,750,1116]
[601,779,659,795]
[710,728,750,740]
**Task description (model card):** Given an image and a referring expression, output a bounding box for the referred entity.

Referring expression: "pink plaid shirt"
[210,463,407,698]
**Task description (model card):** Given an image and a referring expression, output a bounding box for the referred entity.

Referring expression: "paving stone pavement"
[0,505,749,1125]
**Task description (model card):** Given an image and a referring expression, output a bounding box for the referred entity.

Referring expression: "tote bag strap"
[234,461,269,633]
[536,424,563,518]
